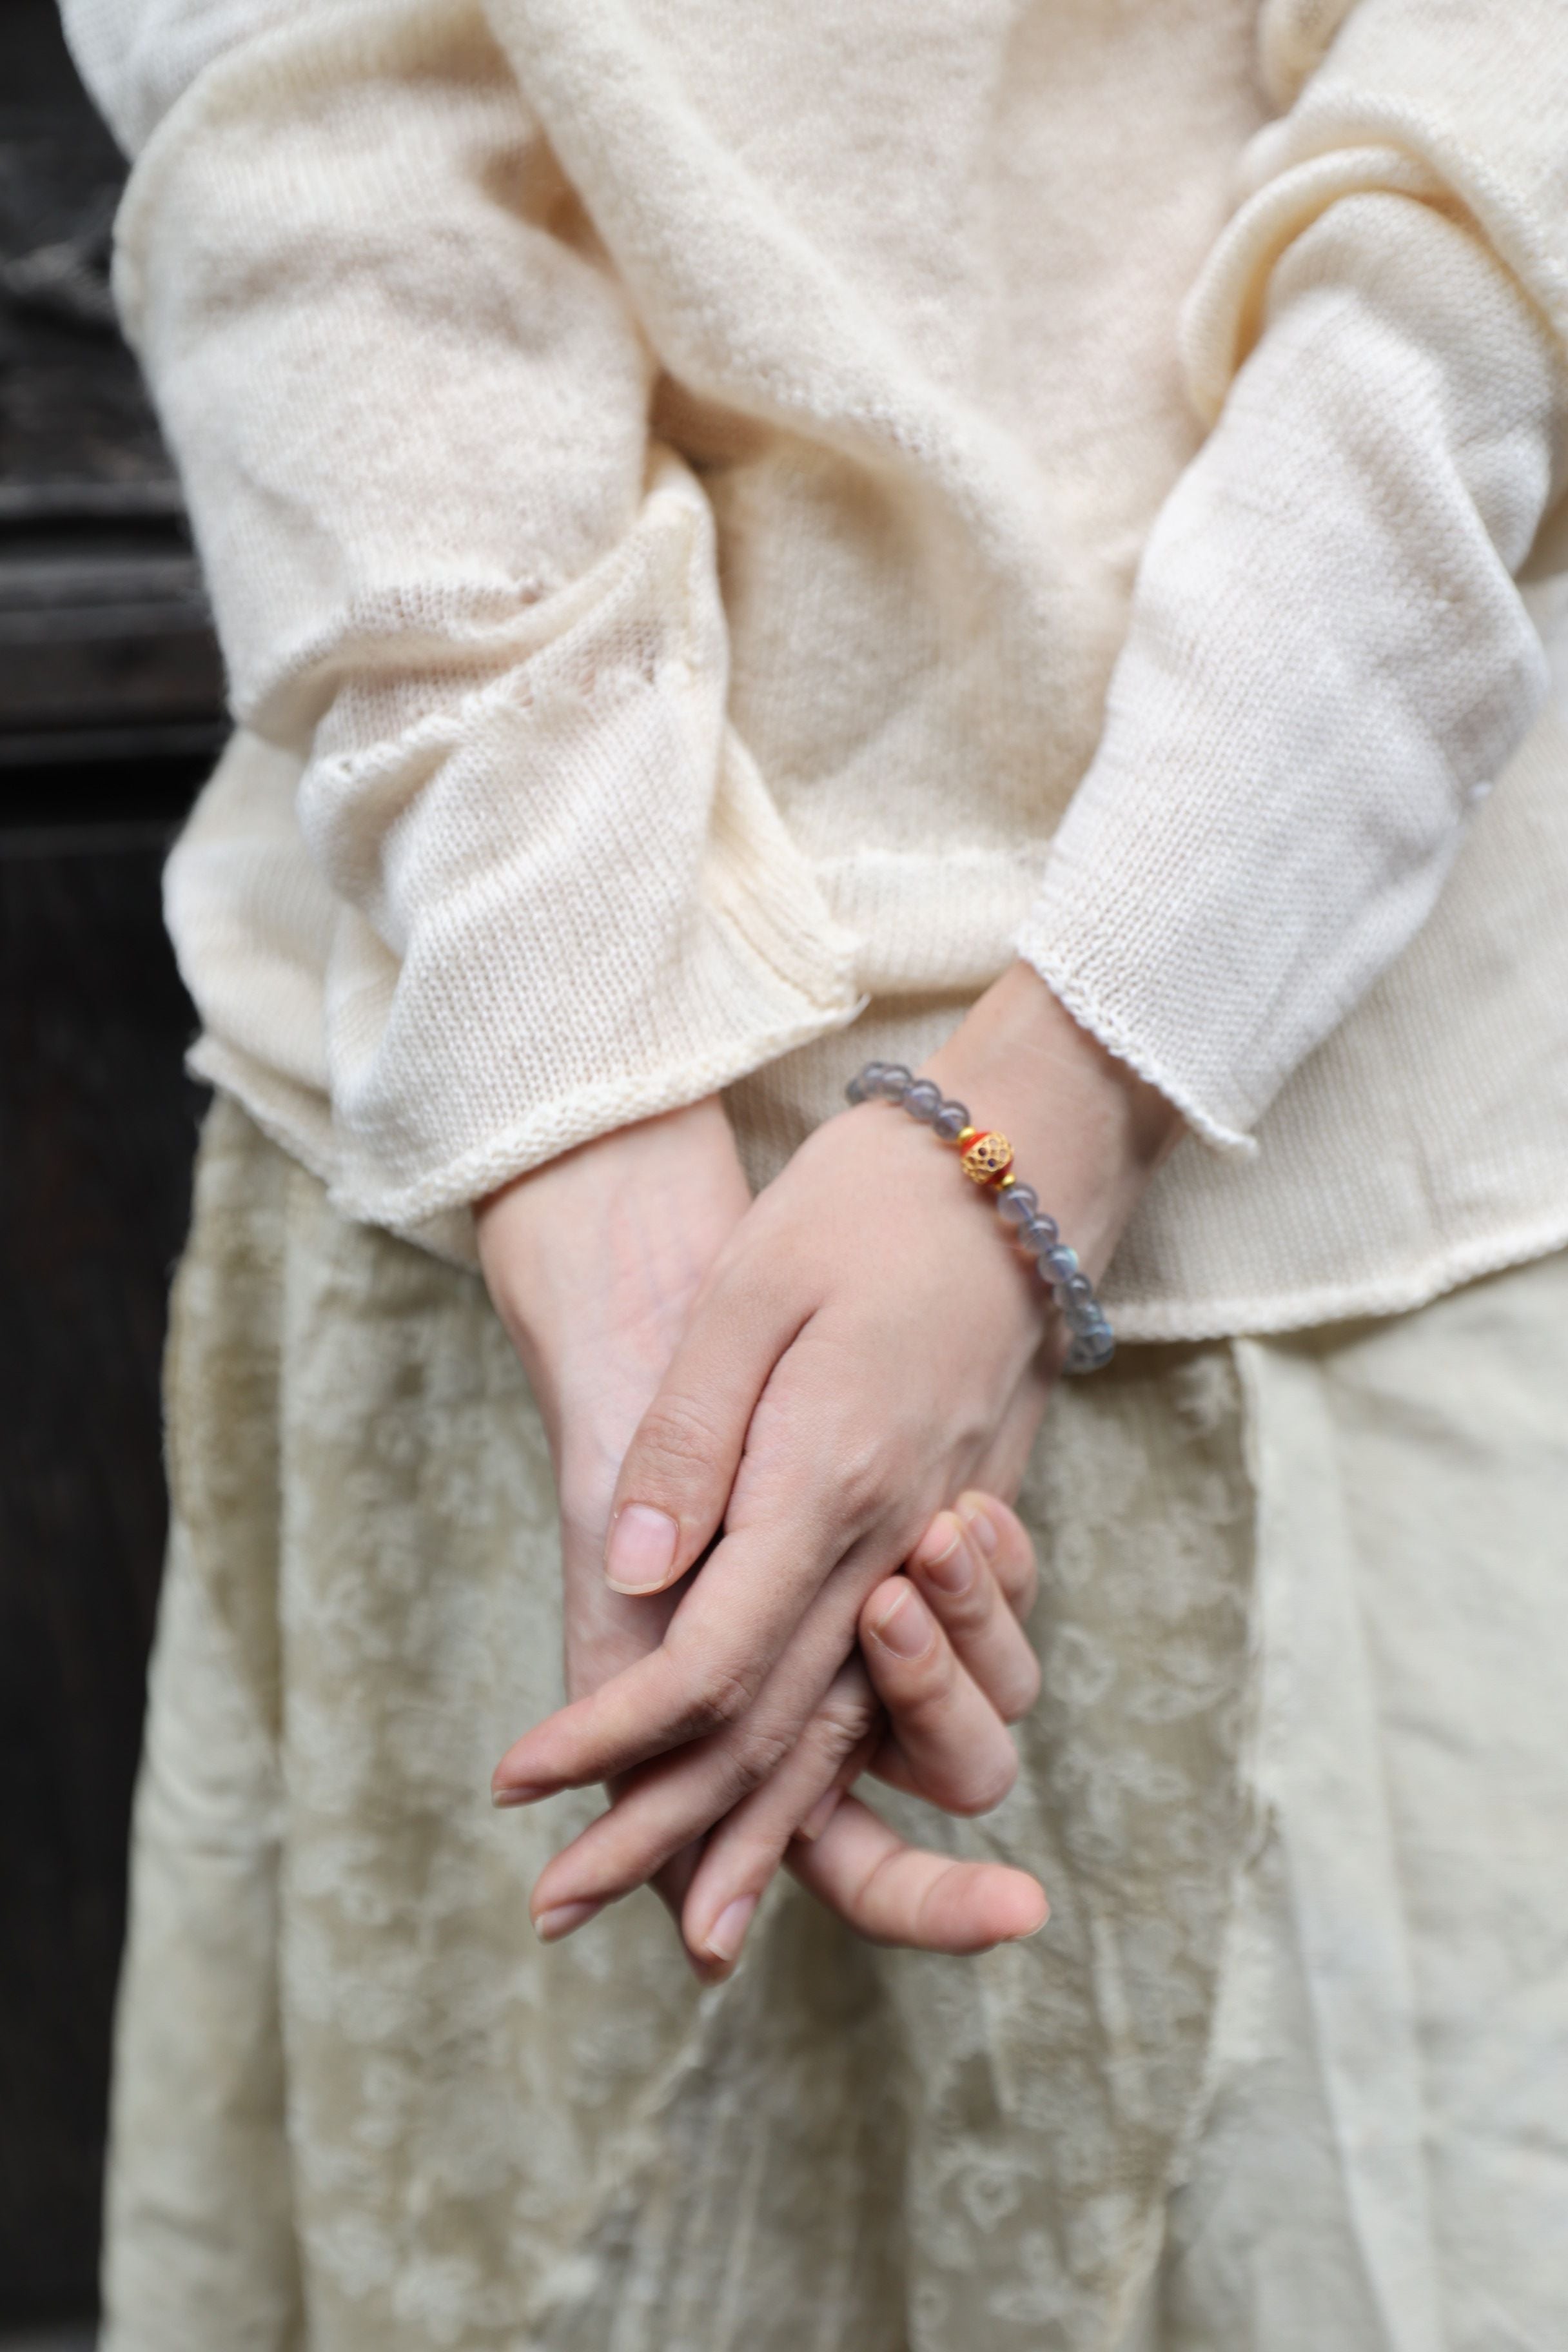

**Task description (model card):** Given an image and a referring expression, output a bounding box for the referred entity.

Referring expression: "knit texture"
[1019,188,1564,1153]
[63,0,1568,1326]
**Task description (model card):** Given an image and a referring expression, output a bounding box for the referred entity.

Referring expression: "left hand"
[495,965,1184,1925]
[476,1093,754,1942]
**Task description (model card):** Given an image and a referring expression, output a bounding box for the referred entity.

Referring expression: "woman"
[66,0,1568,2342]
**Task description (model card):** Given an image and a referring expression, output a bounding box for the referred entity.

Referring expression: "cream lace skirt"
[102,1084,1568,2351]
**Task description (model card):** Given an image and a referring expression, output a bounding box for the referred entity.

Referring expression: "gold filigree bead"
[961,1130,1014,1186]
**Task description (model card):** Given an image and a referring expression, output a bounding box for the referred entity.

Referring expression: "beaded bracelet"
[845,1061,1115,1373]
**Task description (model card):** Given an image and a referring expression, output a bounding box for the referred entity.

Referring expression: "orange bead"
[961,1130,1014,1186]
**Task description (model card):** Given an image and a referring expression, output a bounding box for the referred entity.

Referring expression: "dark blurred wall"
[0,803,204,2331]
[1,0,220,2331]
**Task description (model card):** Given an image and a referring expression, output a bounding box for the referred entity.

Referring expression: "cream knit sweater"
[64,0,1568,1337]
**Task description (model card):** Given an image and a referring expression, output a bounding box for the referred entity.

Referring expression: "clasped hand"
[479,965,1182,1977]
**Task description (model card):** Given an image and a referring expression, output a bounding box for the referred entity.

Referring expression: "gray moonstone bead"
[1019,1215,1059,1255]
[1061,1271,1094,1306]
[1042,1244,1080,1284]
[903,1079,942,1121]
[876,1063,913,1101]
[1073,1326,1116,1370]
[1064,1296,1102,1334]
[845,1072,868,1104]
[932,1100,970,1141]
[997,1184,1038,1225]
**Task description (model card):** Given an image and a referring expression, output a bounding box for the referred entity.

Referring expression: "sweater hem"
[1106,1209,1568,1344]
[193,1030,1568,1343]
[185,1035,339,1192]
[328,994,867,1230]
[191,992,869,1244]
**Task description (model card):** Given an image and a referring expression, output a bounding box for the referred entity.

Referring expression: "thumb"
[602,1255,797,1597]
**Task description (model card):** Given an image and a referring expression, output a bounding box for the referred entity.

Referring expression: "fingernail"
[705,1894,758,1963]
[923,1531,974,1596]
[534,1899,603,1943]
[868,1585,936,1661]
[491,1782,548,1808]
[1008,1905,1050,1943]
[958,1495,999,1555]
[605,1503,679,1592]
[797,1786,841,1842]
[914,1513,963,1571]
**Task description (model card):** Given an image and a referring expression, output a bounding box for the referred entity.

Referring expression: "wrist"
[475,1095,751,1408]
[919,962,1184,1278]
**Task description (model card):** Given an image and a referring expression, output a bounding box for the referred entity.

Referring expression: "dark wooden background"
[2,0,223,2333]
[0,784,204,2335]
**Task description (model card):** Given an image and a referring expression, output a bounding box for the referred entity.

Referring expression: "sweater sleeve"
[66,0,860,1231]
[1017,0,1568,1155]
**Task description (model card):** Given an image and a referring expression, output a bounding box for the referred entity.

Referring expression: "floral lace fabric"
[103,1092,1256,2351]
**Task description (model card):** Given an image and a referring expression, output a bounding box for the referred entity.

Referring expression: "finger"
[599,1262,804,1599]
[858,1577,1020,1812]
[542,1565,1024,1959]
[677,1658,881,1974]
[789,1707,888,1841]
[651,1843,716,1982]
[558,1556,1030,1956]
[495,1477,906,1802]
[786,1795,1048,1954]
[558,1503,684,1700]
[903,1512,1041,1723]
[954,1491,1039,1623]
[966,1355,1056,1505]
[499,1305,958,1803]
[520,1562,884,1921]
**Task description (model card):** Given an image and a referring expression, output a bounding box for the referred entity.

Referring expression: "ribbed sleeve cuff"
[1015,931,1258,1158]
[324,754,866,1232]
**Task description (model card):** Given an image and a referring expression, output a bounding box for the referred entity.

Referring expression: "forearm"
[98,1,858,1240]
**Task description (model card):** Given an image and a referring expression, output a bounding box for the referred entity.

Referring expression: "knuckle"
[730,1717,795,1792]
[808,1690,875,1767]
[833,1426,899,1528]
[696,1660,761,1732]
[667,1655,761,1742]
[630,1396,731,1493]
